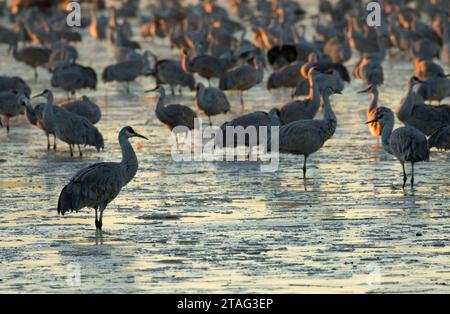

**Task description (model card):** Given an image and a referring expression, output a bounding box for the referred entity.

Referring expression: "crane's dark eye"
[378,114,384,119]
[127,127,135,133]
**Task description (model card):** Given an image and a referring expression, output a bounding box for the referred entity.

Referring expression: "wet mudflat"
[0,10,450,294]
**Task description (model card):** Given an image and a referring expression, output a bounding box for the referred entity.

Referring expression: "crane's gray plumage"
[59,95,101,125]
[0,76,31,97]
[0,90,23,133]
[51,61,97,98]
[219,57,264,112]
[102,56,148,93]
[354,56,384,86]
[147,52,195,94]
[428,126,450,150]
[182,49,235,84]
[279,68,321,124]
[279,87,338,179]
[413,75,450,104]
[35,89,104,157]
[195,82,230,125]
[146,86,197,143]
[58,126,147,230]
[397,76,450,136]
[12,44,51,80]
[218,108,280,151]
[367,107,430,189]
[267,61,304,92]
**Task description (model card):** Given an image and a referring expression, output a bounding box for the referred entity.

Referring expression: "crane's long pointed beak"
[366,119,378,124]
[32,92,45,98]
[135,133,148,140]
[144,87,159,93]
[357,87,370,94]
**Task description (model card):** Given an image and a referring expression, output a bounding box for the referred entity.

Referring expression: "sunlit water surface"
[0,2,449,293]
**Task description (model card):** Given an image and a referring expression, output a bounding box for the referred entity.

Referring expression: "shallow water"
[1,4,450,293]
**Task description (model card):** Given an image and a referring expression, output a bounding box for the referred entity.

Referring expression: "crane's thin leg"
[208,116,212,126]
[34,68,38,81]
[46,133,50,150]
[208,78,211,87]
[69,145,74,157]
[411,162,415,189]
[401,162,407,189]
[0,117,3,128]
[171,86,175,96]
[94,207,99,229]
[303,154,308,180]
[179,86,182,95]
[6,117,10,134]
[53,134,57,150]
[77,144,83,157]
[97,206,105,230]
[240,91,244,112]
[125,82,130,93]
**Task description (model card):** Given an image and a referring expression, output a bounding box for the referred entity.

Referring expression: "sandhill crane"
[0,90,23,134]
[58,126,147,230]
[267,61,304,95]
[146,52,195,95]
[397,77,450,136]
[366,107,430,189]
[294,54,350,96]
[428,126,450,150]
[279,87,339,180]
[358,85,382,141]
[145,86,197,145]
[0,76,31,97]
[102,58,147,93]
[219,57,264,112]
[413,58,447,81]
[0,25,19,53]
[414,75,450,104]
[181,49,235,86]
[323,35,352,64]
[22,95,100,149]
[12,44,51,80]
[218,108,281,151]
[21,96,56,149]
[195,83,230,126]
[354,56,384,86]
[34,89,104,157]
[279,68,321,124]
[51,61,97,98]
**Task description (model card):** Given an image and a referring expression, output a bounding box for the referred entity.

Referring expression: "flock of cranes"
[0,0,449,230]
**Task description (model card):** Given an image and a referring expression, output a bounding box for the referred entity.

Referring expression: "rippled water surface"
[1,3,450,293]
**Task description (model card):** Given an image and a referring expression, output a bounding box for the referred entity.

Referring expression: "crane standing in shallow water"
[34,89,104,157]
[279,87,339,180]
[58,126,148,230]
[145,86,197,145]
[366,107,430,190]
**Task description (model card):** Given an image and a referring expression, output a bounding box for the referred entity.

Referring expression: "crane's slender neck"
[43,93,54,130]
[197,85,206,100]
[322,93,337,139]
[308,74,320,103]
[368,88,379,113]
[23,100,37,125]
[397,82,415,120]
[119,133,138,184]
[155,90,165,113]
[380,120,394,155]
[181,52,192,73]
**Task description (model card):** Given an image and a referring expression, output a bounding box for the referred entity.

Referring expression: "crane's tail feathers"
[57,184,81,216]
